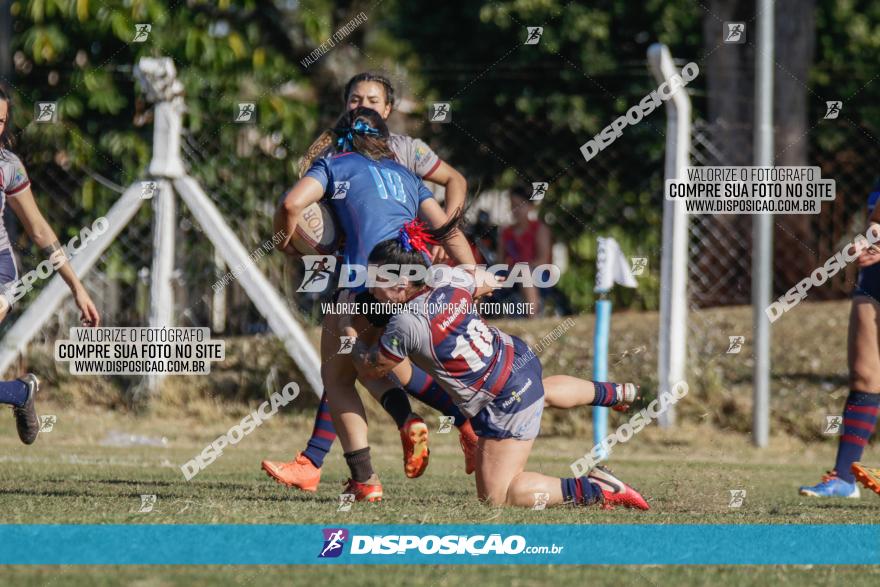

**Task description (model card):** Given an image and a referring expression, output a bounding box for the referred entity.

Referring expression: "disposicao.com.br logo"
[318,528,563,558]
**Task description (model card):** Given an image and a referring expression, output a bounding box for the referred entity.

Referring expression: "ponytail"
[330,107,394,161]
[298,130,334,178]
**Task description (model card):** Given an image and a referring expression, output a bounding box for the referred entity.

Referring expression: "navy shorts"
[854,265,880,301]
[0,247,18,309]
[471,336,545,441]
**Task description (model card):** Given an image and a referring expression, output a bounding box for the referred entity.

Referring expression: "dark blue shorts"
[0,247,18,308]
[471,336,545,440]
[854,265,880,301]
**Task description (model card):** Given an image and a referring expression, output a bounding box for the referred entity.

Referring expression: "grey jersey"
[318,133,441,178]
[0,151,30,250]
[387,133,441,178]
[379,268,516,418]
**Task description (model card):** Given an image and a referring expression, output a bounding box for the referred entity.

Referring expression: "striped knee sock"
[302,394,336,468]
[404,367,466,427]
[834,390,880,483]
[591,382,622,407]
[560,477,603,506]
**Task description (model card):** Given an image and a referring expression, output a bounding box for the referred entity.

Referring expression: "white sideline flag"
[595,237,638,292]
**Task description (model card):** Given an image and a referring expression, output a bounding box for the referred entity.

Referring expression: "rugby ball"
[292,201,340,255]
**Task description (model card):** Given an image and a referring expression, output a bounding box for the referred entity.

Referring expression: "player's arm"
[274,177,324,256]
[337,297,391,378]
[409,137,467,217]
[497,230,507,266]
[6,186,100,326]
[424,161,467,217]
[412,138,466,263]
[858,200,880,267]
[473,266,504,298]
[351,338,399,379]
[353,313,419,379]
[418,198,476,269]
[535,222,553,266]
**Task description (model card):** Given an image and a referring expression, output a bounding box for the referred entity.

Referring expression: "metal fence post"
[648,43,691,427]
[752,2,774,447]
[136,58,185,395]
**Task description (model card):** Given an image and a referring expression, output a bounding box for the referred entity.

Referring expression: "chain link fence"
[4,69,878,357]
[688,117,879,311]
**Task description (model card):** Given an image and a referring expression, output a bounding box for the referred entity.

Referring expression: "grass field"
[1,300,879,584]
[1,404,879,525]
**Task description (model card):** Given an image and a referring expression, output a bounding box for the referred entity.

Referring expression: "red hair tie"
[399,219,437,256]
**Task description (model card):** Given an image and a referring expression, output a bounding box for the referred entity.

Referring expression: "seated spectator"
[498,185,552,318]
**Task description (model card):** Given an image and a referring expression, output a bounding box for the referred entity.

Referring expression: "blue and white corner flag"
[595,237,638,292]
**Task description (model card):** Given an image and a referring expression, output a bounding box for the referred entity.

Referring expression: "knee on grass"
[477,484,508,507]
[479,474,539,508]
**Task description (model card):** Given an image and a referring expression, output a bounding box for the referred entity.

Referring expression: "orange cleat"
[261,452,322,492]
[458,419,478,475]
[588,465,650,510]
[852,462,880,497]
[342,474,383,502]
[400,414,430,478]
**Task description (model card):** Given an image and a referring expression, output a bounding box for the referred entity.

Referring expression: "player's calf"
[499,467,649,510]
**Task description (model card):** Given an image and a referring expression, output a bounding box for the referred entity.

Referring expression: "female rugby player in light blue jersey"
[273,106,474,500]
[0,87,100,445]
[261,72,480,492]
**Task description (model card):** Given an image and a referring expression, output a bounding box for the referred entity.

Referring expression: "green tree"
[384,0,702,311]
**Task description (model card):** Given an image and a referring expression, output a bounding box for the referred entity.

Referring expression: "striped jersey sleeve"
[379,311,425,363]
[0,152,30,197]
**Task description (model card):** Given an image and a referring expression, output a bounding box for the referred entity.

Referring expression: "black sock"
[380,388,413,428]
[343,447,374,483]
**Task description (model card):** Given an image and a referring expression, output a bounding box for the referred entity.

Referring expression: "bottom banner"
[1,524,878,565]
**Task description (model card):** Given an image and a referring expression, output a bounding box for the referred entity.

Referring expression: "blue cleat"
[799,471,860,498]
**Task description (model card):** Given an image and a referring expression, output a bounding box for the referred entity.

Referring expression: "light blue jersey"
[305,152,433,284]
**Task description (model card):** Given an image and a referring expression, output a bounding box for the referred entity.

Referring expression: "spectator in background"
[499,185,552,318]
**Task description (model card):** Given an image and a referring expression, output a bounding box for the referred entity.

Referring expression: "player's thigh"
[848,296,880,390]
[359,373,402,403]
[320,311,342,361]
[0,248,16,323]
[320,312,357,388]
[390,358,412,387]
[521,285,539,315]
[475,436,534,505]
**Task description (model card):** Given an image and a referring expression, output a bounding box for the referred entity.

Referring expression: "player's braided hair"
[298,130,334,178]
[331,107,394,161]
[298,72,396,177]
